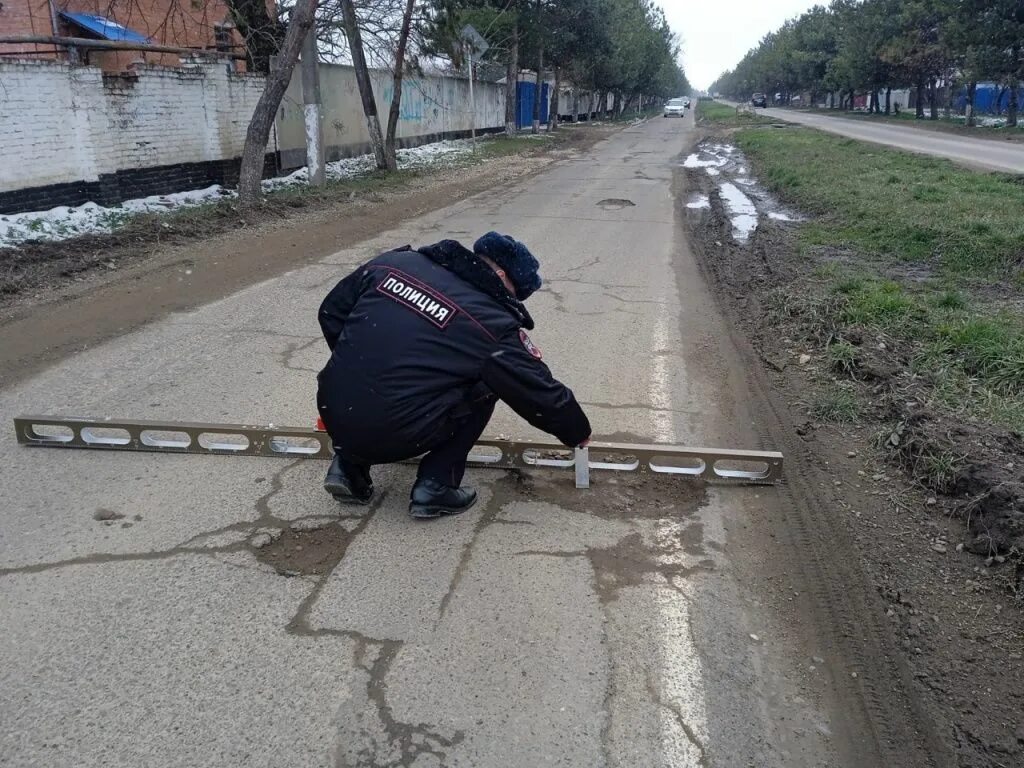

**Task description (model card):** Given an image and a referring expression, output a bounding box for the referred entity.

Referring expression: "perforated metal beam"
[13,415,784,484]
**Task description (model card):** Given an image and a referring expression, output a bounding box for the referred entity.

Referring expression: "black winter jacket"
[317,240,590,460]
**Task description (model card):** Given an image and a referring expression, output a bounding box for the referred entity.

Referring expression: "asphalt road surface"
[2,113,895,766]
[754,106,1024,173]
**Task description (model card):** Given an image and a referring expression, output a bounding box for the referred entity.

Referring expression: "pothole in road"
[596,198,636,210]
[251,523,353,577]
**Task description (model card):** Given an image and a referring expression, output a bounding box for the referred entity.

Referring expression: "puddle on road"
[718,182,758,242]
[682,142,801,243]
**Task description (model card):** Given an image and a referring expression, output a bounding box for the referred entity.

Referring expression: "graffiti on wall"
[382,79,425,122]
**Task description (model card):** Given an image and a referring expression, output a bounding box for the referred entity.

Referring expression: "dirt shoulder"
[683,124,1024,767]
[0,125,619,390]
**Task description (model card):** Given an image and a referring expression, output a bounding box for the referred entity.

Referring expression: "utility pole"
[460,25,488,145]
[300,28,325,186]
[468,47,476,143]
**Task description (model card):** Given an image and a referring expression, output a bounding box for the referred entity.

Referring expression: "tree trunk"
[572,88,579,122]
[1009,48,1020,127]
[505,20,518,135]
[848,88,854,111]
[531,0,543,134]
[1008,79,1019,128]
[884,86,891,115]
[340,0,386,169]
[915,80,924,118]
[530,58,543,134]
[383,0,415,172]
[237,0,318,203]
[869,90,878,113]
[612,90,620,117]
[966,80,977,127]
[928,79,937,120]
[548,67,560,130]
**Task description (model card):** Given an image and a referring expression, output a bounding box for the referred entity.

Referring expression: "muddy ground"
[683,132,1024,767]
[0,125,618,388]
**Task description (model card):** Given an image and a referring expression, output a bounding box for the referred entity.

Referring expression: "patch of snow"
[682,152,727,169]
[949,114,1007,128]
[718,181,759,242]
[767,211,800,222]
[685,195,710,210]
[706,167,720,176]
[1,139,478,249]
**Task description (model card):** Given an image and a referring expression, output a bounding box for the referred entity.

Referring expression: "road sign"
[460,24,488,56]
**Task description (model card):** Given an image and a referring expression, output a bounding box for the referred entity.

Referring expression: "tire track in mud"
[675,157,953,767]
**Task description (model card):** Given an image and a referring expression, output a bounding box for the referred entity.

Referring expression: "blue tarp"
[516,81,549,128]
[60,12,150,44]
[954,82,1024,115]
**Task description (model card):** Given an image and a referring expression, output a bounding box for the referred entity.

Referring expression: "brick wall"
[0,0,264,71]
[0,59,270,213]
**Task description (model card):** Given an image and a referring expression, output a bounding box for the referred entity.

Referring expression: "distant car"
[663,98,688,117]
[751,93,767,108]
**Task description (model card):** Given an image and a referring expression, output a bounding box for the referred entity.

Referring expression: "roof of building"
[60,12,151,44]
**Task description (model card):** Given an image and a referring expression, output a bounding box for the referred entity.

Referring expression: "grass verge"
[739,126,1024,432]
[736,126,1024,280]
[697,100,771,127]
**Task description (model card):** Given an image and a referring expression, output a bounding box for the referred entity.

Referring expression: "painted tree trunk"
[1008,80,1019,128]
[532,44,543,134]
[237,0,318,203]
[928,79,938,120]
[966,80,977,127]
[548,68,560,131]
[885,86,891,115]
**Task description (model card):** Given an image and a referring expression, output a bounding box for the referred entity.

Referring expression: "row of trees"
[710,1,1023,126]
[235,0,689,201]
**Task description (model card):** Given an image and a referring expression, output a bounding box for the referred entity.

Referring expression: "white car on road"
[663,98,689,117]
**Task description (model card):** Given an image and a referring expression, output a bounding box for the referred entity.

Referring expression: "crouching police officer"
[316,232,591,519]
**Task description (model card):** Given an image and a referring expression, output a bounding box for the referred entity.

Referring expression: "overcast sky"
[662,0,820,90]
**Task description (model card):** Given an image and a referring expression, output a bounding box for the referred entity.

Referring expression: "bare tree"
[340,0,388,169]
[384,0,417,171]
[237,0,319,204]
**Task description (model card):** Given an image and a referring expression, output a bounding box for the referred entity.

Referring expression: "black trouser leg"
[318,385,373,493]
[417,399,496,487]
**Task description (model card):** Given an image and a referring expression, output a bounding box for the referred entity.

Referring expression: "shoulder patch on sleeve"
[519,329,543,360]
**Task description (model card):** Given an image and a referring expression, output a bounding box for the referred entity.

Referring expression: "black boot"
[324,455,373,504]
[409,478,477,519]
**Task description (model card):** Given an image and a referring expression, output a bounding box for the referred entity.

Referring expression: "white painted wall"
[0,60,266,193]
[275,63,506,168]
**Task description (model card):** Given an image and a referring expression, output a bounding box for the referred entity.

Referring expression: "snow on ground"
[682,142,802,242]
[1,139,479,249]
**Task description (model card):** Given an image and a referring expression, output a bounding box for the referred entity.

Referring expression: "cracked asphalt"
[1,114,861,766]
